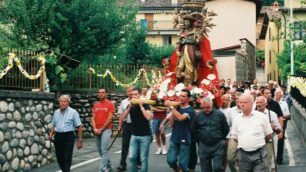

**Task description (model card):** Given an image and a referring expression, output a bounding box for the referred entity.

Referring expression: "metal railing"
[51,64,162,92]
[142,20,177,30]
[0,49,43,91]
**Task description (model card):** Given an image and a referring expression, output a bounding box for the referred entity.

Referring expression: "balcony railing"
[138,0,182,7]
[141,20,178,31]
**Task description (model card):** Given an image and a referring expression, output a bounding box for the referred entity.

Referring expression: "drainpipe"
[290,0,294,75]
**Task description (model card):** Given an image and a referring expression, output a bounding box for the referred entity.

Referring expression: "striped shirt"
[52,106,82,132]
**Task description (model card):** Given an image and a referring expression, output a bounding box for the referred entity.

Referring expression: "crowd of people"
[49,78,292,172]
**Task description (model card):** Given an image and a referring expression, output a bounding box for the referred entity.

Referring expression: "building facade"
[136,0,257,81]
[262,0,306,83]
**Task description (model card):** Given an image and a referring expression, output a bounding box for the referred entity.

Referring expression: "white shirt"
[118,98,132,123]
[227,106,242,128]
[278,100,291,117]
[220,107,232,138]
[220,107,230,118]
[231,110,273,151]
[260,109,282,131]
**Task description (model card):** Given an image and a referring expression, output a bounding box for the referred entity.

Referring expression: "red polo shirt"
[92,99,115,129]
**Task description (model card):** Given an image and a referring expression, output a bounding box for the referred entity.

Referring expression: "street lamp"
[290,0,294,75]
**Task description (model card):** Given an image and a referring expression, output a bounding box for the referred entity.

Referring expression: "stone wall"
[0,89,127,171]
[0,90,55,171]
[54,91,128,137]
[235,38,256,82]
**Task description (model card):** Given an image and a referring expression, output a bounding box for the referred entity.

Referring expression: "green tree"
[0,0,137,62]
[148,44,175,67]
[124,26,174,66]
[277,40,306,80]
[125,27,150,65]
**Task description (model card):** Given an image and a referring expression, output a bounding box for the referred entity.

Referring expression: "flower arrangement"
[140,73,219,109]
[288,76,306,97]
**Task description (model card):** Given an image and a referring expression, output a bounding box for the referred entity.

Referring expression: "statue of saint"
[175,14,202,86]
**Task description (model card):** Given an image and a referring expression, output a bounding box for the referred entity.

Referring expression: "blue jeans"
[96,129,112,172]
[129,135,152,172]
[167,141,190,171]
[152,119,162,134]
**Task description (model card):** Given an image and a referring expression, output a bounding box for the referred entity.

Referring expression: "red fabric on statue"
[198,36,219,84]
[169,51,178,86]
[198,36,222,107]
[169,35,222,107]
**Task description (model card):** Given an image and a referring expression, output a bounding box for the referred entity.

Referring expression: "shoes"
[162,146,167,155]
[137,165,142,169]
[155,147,162,154]
[117,164,126,171]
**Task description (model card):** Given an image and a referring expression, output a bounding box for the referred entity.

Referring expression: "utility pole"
[290,0,294,75]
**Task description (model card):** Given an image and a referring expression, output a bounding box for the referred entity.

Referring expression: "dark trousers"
[277,119,288,162]
[54,132,74,172]
[198,140,225,172]
[188,140,198,170]
[120,123,141,167]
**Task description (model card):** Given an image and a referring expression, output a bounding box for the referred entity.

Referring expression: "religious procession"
[0,0,305,172]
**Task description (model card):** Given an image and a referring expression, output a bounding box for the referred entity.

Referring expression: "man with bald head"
[231,94,273,172]
[192,97,229,172]
[256,96,281,172]
[263,88,283,136]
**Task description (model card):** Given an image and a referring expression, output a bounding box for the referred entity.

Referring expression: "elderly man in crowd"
[274,89,291,165]
[226,93,242,172]
[192,97,229,172]
[49,95,83,172]
[256,96,282,172]
[263,88,283,137]
[231,94,273,172]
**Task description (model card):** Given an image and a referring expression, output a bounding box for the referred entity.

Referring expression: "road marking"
[284,131,295,166]
[56,157,101,172]
[114,150,121,154]
[113,133,171,154]
[65,132,173,171]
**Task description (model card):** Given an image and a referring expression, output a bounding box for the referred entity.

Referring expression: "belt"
[56,131,74,135]
[239,147,263,154]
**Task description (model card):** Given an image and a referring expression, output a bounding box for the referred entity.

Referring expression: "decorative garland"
[288,76,306,97]
[89,67,162,87]
[0,53,45,80]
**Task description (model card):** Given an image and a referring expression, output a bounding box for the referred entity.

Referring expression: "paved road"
[30,120,306,172]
